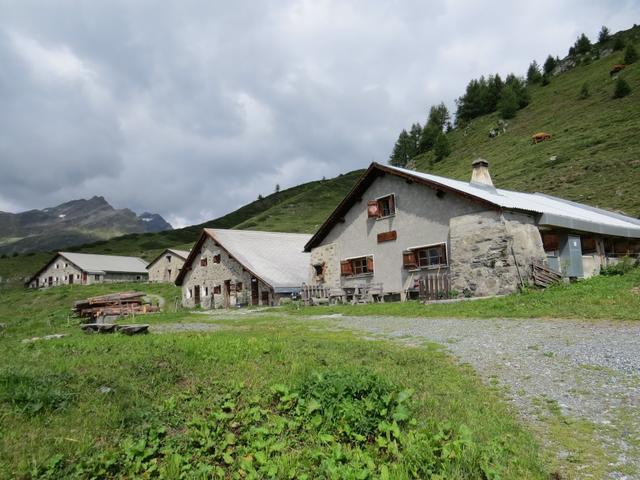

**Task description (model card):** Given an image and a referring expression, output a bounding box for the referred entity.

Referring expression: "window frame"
[340,255,374,277]
[404,243,448,270]
[375,193,396,219]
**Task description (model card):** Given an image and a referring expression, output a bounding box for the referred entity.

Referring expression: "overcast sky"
[1,1,638,227]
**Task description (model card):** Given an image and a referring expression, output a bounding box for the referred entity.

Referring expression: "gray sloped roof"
[60,252,149,274]
[386,165,640,238]
[167,249,190,259]
[204,229,311,289]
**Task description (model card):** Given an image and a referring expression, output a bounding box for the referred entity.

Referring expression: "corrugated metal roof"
[60,252,148,274]
[386,165,640,238]
[204,229,311,289]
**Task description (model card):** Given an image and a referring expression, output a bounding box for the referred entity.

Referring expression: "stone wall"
[308,242,340,287]
[449,210,546,297]
[148,252,186,283]
[181,236,272,308]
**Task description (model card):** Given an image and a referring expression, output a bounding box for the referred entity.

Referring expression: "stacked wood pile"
[72,292,159,321]
[532,261,562,288]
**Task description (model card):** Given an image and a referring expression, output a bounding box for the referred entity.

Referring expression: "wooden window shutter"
[367,200,379,218]
[389,194,395,214]
[377,230,397,243]
[403,251,417,269]
[366,256,374,273]
[340,260,353,276]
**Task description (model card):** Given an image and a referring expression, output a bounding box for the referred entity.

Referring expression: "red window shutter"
[340,260,353,276]
[403,251,417,269]
[366,256,374,273]
[367,200,379,218]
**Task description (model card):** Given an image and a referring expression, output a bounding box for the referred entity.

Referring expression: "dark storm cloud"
[0,0,638,226]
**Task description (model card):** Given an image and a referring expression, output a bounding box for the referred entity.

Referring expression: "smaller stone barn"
[146,248,190,283]
[175,229,311,308]
[26,252,149,289]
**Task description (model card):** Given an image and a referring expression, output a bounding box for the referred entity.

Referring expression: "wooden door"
[251,277,259,305]
[224,280,231,308]
[261,290,269,306]
[194,285,201,306]
[82,272,87,284]
[68,274,74,285]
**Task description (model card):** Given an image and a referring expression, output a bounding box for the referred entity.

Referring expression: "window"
[313,263,325,276]
[166,255,171,263]
[403,244,447,269]
[581,237,597,254]
[94,274,100,281]
[236,282,243,291]
[340,256,374,276]
[205,286,209,296]
[167,269,172,276]
[367,194,395,219]
[214,285,221,294]
[64,263,69,268]
[200,257,208,267]
[187,288,192,299]
[541,232,560,252]
[55,263,59,269]
[213,254,221,264]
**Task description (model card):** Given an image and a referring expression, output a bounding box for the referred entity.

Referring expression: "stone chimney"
[470,159,494,187]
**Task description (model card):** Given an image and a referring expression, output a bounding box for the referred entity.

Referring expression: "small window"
[200,258,208,267]
[187,288,192,299]
[94,274,100,281]
[205,286,209,296]
[167,269,172,276]
[313,263,324,276]
[340,256,374,276]
[581,237,597,254]
[214,285,221,294]
[64,263,69,268]
[368,195,395,219]
[236,282,243,291]
[55,263,59,269]
[166,255,171,262]
[136,275,141,281]
[213,254,221,264]
[541,232,560,252]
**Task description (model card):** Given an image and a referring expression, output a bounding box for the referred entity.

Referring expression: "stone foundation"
[449,210,546,297]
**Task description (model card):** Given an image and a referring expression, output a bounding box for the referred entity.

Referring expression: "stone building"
[26,252,148,289]
[147,248,190,283]
[304,160,640,299]
[176,229,311,308]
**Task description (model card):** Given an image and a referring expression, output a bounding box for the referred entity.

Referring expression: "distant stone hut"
[176,229,311,308]
[146,248,190,283]
[304,160,640,300]
[26,252,148,289]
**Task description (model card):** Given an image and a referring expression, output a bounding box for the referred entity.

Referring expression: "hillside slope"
[0,171,363,287]
[413,36,640,217]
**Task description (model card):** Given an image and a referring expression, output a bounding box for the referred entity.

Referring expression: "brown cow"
[610,64,626,76]
[532,132,551,144]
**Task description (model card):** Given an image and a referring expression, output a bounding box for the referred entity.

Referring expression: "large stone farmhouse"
[176,229,311,308]
[26,252,149,289]
[304,160,640,299]
[146,248,190,283]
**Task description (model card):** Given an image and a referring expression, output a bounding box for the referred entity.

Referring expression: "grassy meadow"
[0,283,549,479]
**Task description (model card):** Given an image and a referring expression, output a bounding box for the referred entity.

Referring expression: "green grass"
[414,33,640,217]
[0,284,548,479]
[284,269,640,321]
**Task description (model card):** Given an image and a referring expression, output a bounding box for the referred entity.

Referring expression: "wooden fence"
[418,272,451,302]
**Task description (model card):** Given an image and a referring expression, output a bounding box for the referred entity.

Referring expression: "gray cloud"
[0,0,638,226]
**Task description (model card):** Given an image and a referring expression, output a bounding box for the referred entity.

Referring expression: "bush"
[600,256,638,276]
[579,82,590,99]
[613,37,625,51]
[623,44,638,64]
[613,77,631,98]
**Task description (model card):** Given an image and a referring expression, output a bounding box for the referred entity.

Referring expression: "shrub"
[613,37,625,51]
[579,82,590,99]
[11,252,18,257]
[0,254,7,259]
[613,77,631,98]
[543,55,557,75]
[600,256,638,276]
[623,44,638,64]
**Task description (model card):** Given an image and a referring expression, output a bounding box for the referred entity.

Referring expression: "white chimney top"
[470,159,494,187]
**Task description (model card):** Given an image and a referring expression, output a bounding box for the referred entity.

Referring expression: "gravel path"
[313,315,640,479]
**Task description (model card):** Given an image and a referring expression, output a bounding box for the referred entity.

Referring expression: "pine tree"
[427,103,450,130]
[613,77,631,99]
[418,122,440,153]
[433,133,451,162]
[624,44,638,64]
[408,123,422,157]
[486,74,504,111]
[505,74,530,108]
[389,130,413,167]
[543,55,557,75]
[526,61,542,84]
[573,33,592,55]
[498,85,518,119]
[598,26,610,43]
